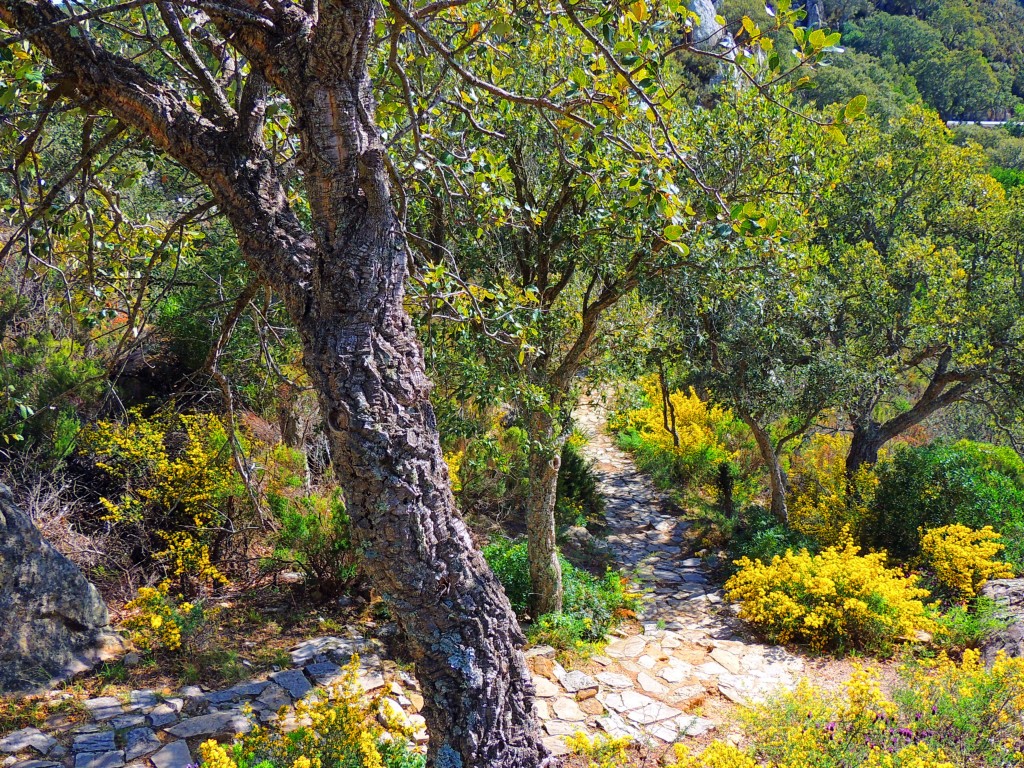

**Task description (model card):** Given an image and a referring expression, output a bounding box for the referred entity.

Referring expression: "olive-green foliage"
[866,440,1024,567]
[933,597,1008,651]
[267,489,359,598]
[0,321,104,455]
[804,50,922,121]
[728,507,821,572]
[555,440,604,528]
[481,537,638,647]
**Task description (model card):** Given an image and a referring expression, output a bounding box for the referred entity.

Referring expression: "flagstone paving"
[527,396,807,756]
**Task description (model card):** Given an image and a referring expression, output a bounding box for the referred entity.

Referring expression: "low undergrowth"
[482,536,641,651]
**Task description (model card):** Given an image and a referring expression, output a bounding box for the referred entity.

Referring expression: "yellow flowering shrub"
[565,733,632,768]
[197,657,424,768]
[662,651,1024,767]
[121,582,212,653]
[787,434,880,547]
[81,409,241,590]
[725,536,934,653]
[918,524,1014,601]
[611,375,737,458]
[443,450,464,493]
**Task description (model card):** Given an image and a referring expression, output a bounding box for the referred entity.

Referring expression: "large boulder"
[0,484,124,692]
[980,578,1024,663]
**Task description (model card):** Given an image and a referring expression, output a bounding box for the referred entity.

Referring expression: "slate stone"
[10,761,61,768]
[0,729,56,756]
[84,698,123,722]
[108,715,144,732]
[126,691,158,712]
[558,670,598,696]
[73,751,124,768]
[72,732,115,754]
[256,684,291,712]
[146,705,179,729]
[165,710,251,739]
[304,662,342,686]
[150,742,191,768]
[269,669,311,700]
[124,729,160,761]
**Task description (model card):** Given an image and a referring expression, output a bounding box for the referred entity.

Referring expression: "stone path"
[1,395,812,767]
[0,636,426,768]
[528,397,806,756]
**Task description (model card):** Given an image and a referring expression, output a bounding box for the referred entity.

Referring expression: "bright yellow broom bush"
[725,535,934,653]
[788,434,880,547]
[198,657,424,768]
[918,524,1014,601]
[670,650,1024,767]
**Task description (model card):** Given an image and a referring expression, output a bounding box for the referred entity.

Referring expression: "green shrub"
[555,438,604,528]
[866,440,1024,567]
[933,597,1007,652]
[267,489,358,597]
[481,537,640,648]
[727,507,820,572]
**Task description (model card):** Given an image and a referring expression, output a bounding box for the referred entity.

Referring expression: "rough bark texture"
[0,1,547,765]
[525,409,564,616]
[846,349,979,476]
[980,579,1024,664]
[0,485,125,692]
[739,411,788,525]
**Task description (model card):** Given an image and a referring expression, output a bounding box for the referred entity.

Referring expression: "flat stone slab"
[0,729,56,755]
[126,692,157,712]
[83,698,123,722]
[124,730,161,761]
[108,715,145,731]
[72,732,116,754]
[558,670,598,696]
[150,741,192,768]
[165,711,251,739]
[304,663,343,686]
[10,761,61,768]
[146,705,179,729]
[533,677,560,698]
[595,672,633,689]
[550,698,586,722]
[74,751,124,768]
[268,670,311,700]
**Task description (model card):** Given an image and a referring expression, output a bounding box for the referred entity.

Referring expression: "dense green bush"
[555,439,604,528]
[481,537,638,647]
[866,440,1024,566]
[727,507,820,572]
[267,489,359,598]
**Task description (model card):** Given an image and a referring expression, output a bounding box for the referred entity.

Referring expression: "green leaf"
[844,94,868,120]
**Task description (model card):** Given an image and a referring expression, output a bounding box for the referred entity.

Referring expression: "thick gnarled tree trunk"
[0,1,548,765]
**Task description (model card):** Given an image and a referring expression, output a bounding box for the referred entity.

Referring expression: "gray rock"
[10,761,61,768]
[981,579,1024,663]
[165,710,251,739]
[84,697,123,722]
[108,716,145,732]
[558,670,598,696]
[0,486,125,692]
[123,730,160,761]
[146,705,179,729]
[256,683,291,712]
[72,732,116,754]
[126,691,157,712]
[74,752,123,768]
[150,742,191,768]
[269,669,312,700]
[0,729,56,756]
[304,662,342,686]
